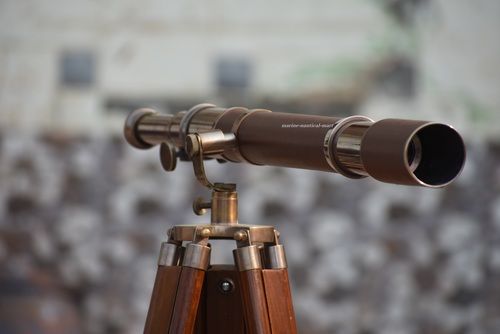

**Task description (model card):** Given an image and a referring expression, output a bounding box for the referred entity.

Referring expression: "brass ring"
[179,103,215,144]
[323,115,373,178]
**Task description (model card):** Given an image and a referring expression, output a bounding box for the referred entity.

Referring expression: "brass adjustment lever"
[185,130,236,191]
[184,130,238,224]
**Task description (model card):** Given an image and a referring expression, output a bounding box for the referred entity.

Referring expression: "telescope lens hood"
[360,119,466,187]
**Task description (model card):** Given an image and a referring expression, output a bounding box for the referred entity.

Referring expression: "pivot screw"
[234,230,247,241]
[218,279,234,294]
[199,228,211,238]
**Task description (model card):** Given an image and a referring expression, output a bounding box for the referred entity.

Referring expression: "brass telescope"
[124,103,466,333]
[124,103,465,187]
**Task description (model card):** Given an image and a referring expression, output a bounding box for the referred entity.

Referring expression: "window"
[59,51,96,88]
[215,57,252,92]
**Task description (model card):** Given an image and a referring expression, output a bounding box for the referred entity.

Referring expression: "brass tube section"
[188,107,226,135]
[211,190,238,224]
[124,104,466,188]
[136,114,175,146]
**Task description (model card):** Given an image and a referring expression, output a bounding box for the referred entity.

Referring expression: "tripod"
[143,131,297,334]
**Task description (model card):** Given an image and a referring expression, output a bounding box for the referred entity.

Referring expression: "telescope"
[125,103,465,187]
[124,103,465,334]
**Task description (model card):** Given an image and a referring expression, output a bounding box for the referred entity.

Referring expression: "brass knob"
[159,143,177,172]
[193,197,211,215]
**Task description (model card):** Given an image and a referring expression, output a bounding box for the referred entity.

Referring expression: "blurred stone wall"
[0,131,499,334]
[1,0,500,333]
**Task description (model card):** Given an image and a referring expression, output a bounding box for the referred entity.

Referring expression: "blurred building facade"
[1,0,500,333]
[1,0,499,137]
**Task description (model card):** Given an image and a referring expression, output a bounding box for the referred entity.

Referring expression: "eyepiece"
[123,108,157,149]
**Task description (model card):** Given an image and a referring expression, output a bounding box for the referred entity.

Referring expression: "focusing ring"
[323,115,373,178]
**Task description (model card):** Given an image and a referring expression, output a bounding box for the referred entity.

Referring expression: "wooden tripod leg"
[169,243,211,334]
[144,266,182,334]
[262,269,297,334]
[145,242,183,334]
[234,245,272,334]
[262,244,297,334]
[235,243,297,334]
[239,269,272,334]
[169,266,206,334]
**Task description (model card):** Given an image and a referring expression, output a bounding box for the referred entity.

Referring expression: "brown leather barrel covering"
[231,111,339,171]
[360,119,427,185]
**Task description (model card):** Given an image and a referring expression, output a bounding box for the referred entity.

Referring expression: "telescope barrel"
[124,104,465,188]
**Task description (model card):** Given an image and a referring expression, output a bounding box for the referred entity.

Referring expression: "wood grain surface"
[169,267,206,334]
[144,266,182,334]
[262,269,297,334]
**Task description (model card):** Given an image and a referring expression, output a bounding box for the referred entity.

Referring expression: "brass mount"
[160,130,280,249]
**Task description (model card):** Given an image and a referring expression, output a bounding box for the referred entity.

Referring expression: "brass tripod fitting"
[211,188,238,224]
[265,244,288,269]
[193,197,211,216]
[192,186,238,224]
[234,245,263,271]
[182,243,211,270]
[158,242,182,266]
